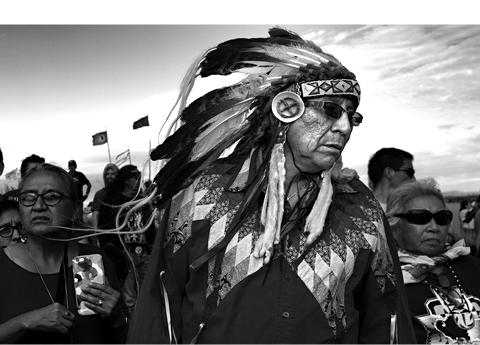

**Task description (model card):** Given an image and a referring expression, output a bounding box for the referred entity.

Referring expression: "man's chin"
[309,155,339,173]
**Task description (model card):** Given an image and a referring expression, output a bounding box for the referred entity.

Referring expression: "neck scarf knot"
[398,239,471,284]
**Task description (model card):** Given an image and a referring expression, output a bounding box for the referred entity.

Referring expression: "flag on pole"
[133,116,149,130]
[115,149,130,166]
[92,131,108,146]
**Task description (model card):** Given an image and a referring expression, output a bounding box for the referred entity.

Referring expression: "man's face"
[285,96,354,174]
[105,168,116,185]
[391,159,415,188]
[68,163,76,173]
[125,170,141,192]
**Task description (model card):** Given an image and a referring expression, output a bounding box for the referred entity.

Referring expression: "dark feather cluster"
[200,28,308,78]
[150,27,356,206]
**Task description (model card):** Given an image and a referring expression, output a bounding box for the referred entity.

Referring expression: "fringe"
[254,142,285,264]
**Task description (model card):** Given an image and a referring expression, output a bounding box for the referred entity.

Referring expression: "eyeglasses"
[396,167,415,178]
[394,209,453,226]
[305,100,363,126]
[0,223,22,238]
[18,191,72,207]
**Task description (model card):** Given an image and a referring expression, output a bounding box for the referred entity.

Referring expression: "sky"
[1,3,480,205]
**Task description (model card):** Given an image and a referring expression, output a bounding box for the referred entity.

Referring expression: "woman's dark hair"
[0,199,18,217]
[20,154,45,179]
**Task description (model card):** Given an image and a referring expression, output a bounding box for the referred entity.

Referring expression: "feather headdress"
[151,27,361,264]
[152,27,357,202]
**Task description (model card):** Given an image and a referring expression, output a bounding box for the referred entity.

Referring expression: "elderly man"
[127,28,415,344]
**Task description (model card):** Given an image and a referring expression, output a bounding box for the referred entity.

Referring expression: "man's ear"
[384,167,395,181]
[0,162,4,176]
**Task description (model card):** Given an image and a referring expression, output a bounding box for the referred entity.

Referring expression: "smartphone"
[72,254,105,315]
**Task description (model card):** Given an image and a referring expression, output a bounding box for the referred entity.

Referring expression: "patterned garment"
[129,153,416,345]
[402,255,480,344]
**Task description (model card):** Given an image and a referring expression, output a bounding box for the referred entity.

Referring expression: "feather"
[190,100,253,160]
[154,124,251,205]
[156,48,210,147]
[180,83,251,123]
[199,27,341,80]
[151,98,245,161]
[151,79,263,162]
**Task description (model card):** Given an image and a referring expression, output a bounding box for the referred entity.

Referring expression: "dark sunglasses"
[305,100,363,126]
[394,209,453,226]
[395,167,415,178]
[19,191,72,207]
[0,223,22,238]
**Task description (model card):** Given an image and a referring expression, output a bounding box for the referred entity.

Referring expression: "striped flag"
[115,149,130,166]
[92,131,108,146]
[133,116,149,130]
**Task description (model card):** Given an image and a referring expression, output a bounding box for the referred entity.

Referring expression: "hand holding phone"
[72,254,105,315]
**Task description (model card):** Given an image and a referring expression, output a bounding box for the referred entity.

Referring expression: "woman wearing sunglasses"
[386,178,480,343]
[0,163,128,343]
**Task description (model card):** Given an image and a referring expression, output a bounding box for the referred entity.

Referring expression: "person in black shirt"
[97,165,156,315]
[67,160,91,223]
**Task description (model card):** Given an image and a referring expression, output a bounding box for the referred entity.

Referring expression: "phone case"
[72,254,105,315]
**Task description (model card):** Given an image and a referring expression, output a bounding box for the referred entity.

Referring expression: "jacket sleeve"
[127,201,172,344]
[353,215,416,344]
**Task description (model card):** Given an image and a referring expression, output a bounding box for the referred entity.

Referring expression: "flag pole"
[148,140,152,181]
[128,146,132,164]
[106,127,111,163]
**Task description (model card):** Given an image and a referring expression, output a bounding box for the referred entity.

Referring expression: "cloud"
[312,25,480,193]
[437,124,456,131]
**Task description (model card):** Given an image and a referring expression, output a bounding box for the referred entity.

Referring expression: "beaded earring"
[18,224,28,243]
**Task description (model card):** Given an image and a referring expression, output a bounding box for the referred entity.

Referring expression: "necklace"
[424,263,477,332]
[26,243,69,309]
[287,183,309,201]
[26,243,73,342]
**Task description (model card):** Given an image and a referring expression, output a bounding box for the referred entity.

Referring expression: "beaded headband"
[271,79,361,123]
[299,79,361,100]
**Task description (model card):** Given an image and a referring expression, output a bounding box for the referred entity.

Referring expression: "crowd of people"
[0,151,154,343]
[1,27,480,344]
